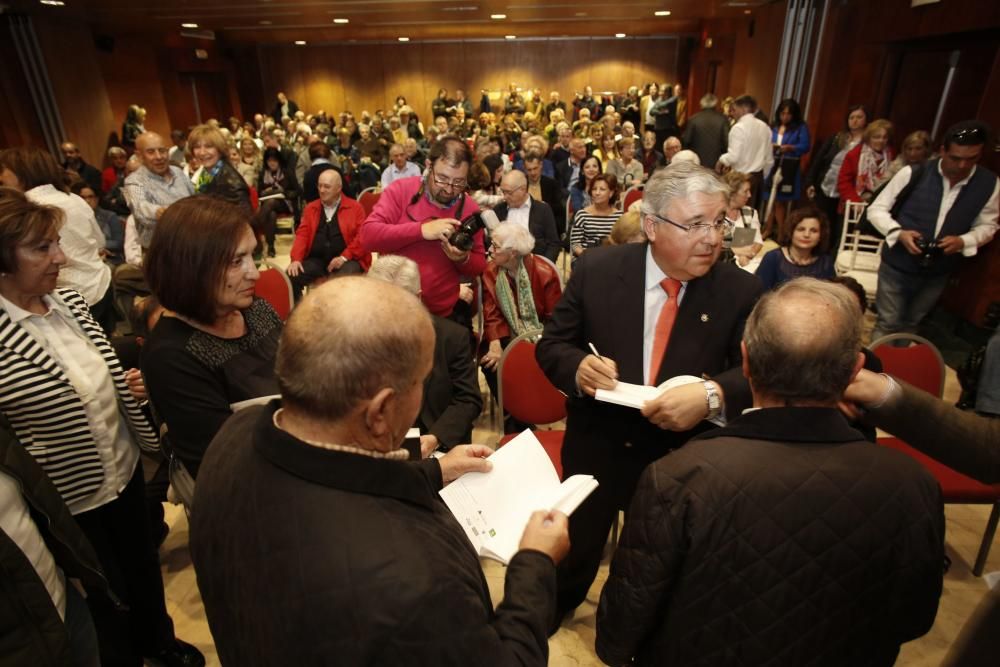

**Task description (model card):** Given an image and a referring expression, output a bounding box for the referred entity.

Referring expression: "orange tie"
[649,278,682,384]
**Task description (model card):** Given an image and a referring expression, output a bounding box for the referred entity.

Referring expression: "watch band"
[703,380,722,419]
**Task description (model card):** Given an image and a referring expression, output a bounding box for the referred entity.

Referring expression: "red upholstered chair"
[872,333,1000,575]
[254,261,294,321]
[249,186,260,212]
[496,329,567,479]
[358,187,381,217]
[622,185,644,211]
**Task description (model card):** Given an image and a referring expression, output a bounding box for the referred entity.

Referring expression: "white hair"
[670,150,701,165]
[368,255,421,295]
[641,161,729,218]
[492,222,535,256]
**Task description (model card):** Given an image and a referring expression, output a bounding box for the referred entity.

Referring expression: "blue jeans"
[872,261,950,341]
[976,330,1000,416]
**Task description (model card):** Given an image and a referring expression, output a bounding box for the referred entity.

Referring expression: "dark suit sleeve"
[427,326,483,448]
[536,255,591,395]
[532,202,561,261]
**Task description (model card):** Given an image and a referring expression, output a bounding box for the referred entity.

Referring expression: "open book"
[439,430,598,565]
[595,374,704,409]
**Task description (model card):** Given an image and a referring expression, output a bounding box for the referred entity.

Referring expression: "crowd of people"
[0,76,997,667]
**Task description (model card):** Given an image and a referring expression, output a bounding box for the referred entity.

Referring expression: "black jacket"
[203,161,252,215]
[419,316,482,450]
[191,403,556,666]
[535,174,567,238]
[681,109,730,168]
[493,197,561,261]
[597,407,945,666]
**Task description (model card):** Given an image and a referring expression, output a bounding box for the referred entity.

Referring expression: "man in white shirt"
[493,170,561,260]
[380,143,422,190]
[716,95,774,210]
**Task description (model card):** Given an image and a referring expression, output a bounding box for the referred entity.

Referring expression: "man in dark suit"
[682,93,730,169]
[522,153,568,239]
[536,161,764,629]
[554,138,588,192]
[493,170,561,261]
[368,255,482,456]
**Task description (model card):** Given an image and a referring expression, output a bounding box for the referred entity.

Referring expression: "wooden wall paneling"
[0,23,49,150]
[94,35,171,144]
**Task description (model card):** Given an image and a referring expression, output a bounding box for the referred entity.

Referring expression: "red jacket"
[291,196,371,270]
[837,142,895,208]
[482,254,562,343]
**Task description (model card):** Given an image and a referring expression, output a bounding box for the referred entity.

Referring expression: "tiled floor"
[156,233,998,665]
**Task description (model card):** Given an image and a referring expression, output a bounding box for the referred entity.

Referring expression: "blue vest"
[882,159,997,276]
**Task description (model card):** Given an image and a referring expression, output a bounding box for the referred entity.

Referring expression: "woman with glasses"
[570,173,621,258]
[755,207,835,290]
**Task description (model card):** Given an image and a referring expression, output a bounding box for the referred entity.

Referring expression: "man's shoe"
[147,639,205,667]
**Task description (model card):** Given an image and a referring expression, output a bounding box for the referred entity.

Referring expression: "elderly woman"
[235,136,262,187]
[606,137,644,189]
[721,170,764,268]
[142,196,281,481]
[0,147,115,332]
[188,123,252,215]
[479,223,563,427]
[887,130,932,179]
[0,189,202,666]
[101,146,128,193]
[837,118,894,210]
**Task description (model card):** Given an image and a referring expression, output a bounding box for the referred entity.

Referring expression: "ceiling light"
[40,0,65,5]
[398,37,410,42]
[574,11,587,16]
[491,13,506,19]
[259,20,272,25]
[333,17,349,24]
[615,33,626,38]
[654,10,671,16]
[181,22,199,28]
[505,35,516,39]
[744,9,752,13]
[295,40,306,45]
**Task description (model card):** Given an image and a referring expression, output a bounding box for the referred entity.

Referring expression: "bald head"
[135,132,170,175]
[501,169,528,208]
[317,169,343,205]
[277,277,434,427]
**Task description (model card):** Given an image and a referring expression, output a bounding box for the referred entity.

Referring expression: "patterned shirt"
[123,165,194,248]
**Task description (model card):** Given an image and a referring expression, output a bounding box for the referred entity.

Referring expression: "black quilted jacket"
[597,407,944,666]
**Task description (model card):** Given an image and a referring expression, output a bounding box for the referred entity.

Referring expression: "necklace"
[784,247,817,266]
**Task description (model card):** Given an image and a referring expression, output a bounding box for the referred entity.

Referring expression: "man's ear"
[364,387,396,439]
[848,352,866,384]
[740,340,751,380]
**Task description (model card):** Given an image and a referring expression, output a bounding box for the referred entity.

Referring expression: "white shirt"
[506,197,532,230]
[124,215,142,267]
[867,162,999,256]
[0,294,138,514]
[380,161,422,189]
[718,113,774,175]
[642,245,688,385]
[25,185,111,306]
[0,470,66,619]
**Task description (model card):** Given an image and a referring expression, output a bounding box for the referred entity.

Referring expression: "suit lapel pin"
[700,313,709,322]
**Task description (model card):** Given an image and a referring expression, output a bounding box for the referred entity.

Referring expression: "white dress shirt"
[718,113,774,175]
[506,197,532,230]
[381,161,422,189]
[642,245,688,385]
[867,162,999,256]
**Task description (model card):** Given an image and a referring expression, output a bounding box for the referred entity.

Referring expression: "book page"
[594,382,660,409]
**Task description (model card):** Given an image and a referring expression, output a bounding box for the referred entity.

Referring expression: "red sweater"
[291,196,371,270]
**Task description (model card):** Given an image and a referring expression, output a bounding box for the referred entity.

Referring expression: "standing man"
[287,170,369,297]
[545,91,567,122]
[682,93,730,169]
[123,132,195,250]
[360,136,486,320]
[867,120,997,340]
[549,124,574,165]
[271,91,299,122]
[493,170,561,261]
[522,152,568,240]
[536,162,763,629]
[61,142,103,194]
[715,94,773,210]
[381,143,423,189]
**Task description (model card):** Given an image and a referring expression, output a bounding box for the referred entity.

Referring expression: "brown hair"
[588,173,620,206]
[721,170,749,198]
[186,124,230,159]
[863,119,893,145]
[0,187,64,273]
[144,196,252,324]
[780,206,831,254]
[428,136,472,168]
[0,147,68,193]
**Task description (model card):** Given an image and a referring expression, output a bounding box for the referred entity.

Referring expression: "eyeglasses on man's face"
[431,170,468,191]
[645,212,733,237]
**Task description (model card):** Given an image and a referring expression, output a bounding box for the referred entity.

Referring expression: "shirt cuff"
[961,233,978,257]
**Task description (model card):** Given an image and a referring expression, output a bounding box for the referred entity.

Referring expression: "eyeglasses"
[645,212,733,237]
[500,185,525,196]
[431,170,468,191]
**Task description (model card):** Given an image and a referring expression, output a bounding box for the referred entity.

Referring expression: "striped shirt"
[570,210,621,252]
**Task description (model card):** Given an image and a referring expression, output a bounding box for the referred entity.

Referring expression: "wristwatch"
[703,381,722,420]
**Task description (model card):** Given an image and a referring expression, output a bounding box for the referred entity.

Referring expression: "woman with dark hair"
[70,180,125,266]
[762,98,811,237]
[755,207,836,290]
[188,124,252,215]
[570,154,603,212]
[0,147,115,331]
[431,88,451,120]
[806,104,868,250]
[470,154,505,209]
[142,196,282,480]
[256,147,301,257]
[570,172,620,257]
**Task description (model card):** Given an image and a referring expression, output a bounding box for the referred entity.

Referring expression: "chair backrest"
[497,329,567,425]
[836,201,884,272]
[870,333,946,398]
[254,260,294,321]
[623,185,644,211]
[533,253,564,288]
[359,188,381,217]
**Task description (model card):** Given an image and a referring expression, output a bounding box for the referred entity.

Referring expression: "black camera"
[914,237,944,270]
[450,211,487,251]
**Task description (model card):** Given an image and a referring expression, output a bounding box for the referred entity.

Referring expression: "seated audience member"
[469,156,505,209]
[168,129,187,168]
[639,131,662,175]
[302,140,342,203]
[605,210,646,245]
[256,147,300,258]
[522,151,567,239]
[101,146,128,194]
[142,197,282,481]
[606,137,644,190]
[592,132,620,165]
[0,146,115,332]
[837,119,894,208]
[235,137,261,187]
[188,124,252,215]
[71,180,125,266]
[660,136,682,167]
[570,173,621,257]
[381,143,422,189]
[190,277,568,665]
[569,155,602,212]
[354,123,386,167]
[493,170,561,261]
[60,141,103,194]
[756,207,835,290]
[721,170,764,267]
[368,256,482,454]
[287,170,369,297]
[597,277,944,666]
[124,132,195,250]
[0,189,202,667]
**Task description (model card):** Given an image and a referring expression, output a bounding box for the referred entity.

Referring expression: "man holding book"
[536,161,763,629]
[190,277,569,666]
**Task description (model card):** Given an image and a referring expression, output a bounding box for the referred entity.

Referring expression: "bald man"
[493,169,561,261]
[287,169,370,297]
[123,132,195,249]
[597,278,944,665]
[191,277,569,665]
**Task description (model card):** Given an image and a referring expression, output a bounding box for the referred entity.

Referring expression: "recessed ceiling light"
[505,35,516,39]
[615,33,626,38]
[398,37,410,42]
[295,40,306,45]
[40,0,65,5]
[744,9,752,14]
[574,11,587,17]
[181,22,199,28]
[259,20,272,25]
[333,17,349,24]
[491,13,506,19]
[655,10,671,16]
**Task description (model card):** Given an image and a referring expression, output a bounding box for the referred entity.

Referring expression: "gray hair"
[744,278,863,404]
[640,161,730,217]
[107,146,127,158]
[671,150,701,165]
[700,93,719,109]
[492,222,535,256]
[368,255,421,295]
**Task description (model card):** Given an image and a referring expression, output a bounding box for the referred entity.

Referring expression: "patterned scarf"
[195,161,224,193]
[495,258,541,337]
[855,144,891,197]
